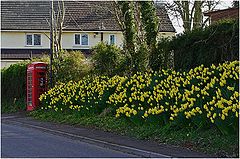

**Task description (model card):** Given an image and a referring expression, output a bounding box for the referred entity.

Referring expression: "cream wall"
[158,32,175,40]
[1,32,50,49]
[1,60,24,68]
[1,31,124,49]
[1,31,173,49]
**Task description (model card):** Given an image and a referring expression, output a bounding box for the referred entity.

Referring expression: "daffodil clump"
[40,61,239,134]
[39,75,127,115]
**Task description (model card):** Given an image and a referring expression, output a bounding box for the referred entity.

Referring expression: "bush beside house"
[91,42,127,77]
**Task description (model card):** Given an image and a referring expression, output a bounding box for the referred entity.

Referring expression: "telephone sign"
[26,62,48,111]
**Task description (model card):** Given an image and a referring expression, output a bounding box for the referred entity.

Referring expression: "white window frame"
[109,34,116,45]
[25,33,42,46]
[74,33,89,46]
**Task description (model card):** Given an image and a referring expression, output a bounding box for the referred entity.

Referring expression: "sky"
[167,0,234,34]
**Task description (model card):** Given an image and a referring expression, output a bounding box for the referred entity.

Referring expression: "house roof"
[204,7,239,16]
[1,1,175,32]
[203,7,239,24]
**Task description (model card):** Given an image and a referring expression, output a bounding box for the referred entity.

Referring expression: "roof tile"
[1,1,175,32]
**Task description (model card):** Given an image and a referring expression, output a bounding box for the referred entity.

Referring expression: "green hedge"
[1,62,28,100]
[1,62,28,112]
[171,19,239,70]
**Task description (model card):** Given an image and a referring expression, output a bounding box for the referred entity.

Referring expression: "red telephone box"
[27,62,48,111]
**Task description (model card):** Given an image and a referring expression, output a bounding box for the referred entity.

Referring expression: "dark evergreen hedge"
[1,62,27,101]
[171,19,239,70]
[1,62,28,112]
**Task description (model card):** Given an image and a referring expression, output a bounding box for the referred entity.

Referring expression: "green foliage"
[2,97,26,113]
[91,42,126,76]
[31,54,50,63]
[133,43,149,73]
[33,51,92,83]
[1,62,28,100]
[53,50,92,83]
[118,1,137,55]
[117,1,150,74]
[150,38,173,71]
[1,62,28,112]
[171,19,239,70]
[139,1,159,71]
[139,1,158,47]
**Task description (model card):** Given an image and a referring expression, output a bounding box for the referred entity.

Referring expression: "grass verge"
[29,110,239,158]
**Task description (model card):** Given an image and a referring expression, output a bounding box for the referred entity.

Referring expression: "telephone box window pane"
[110,35,115,45]
[34,34,41,45]
[26,35,32,45]
[75,34,80,45]
[81,34,88,46]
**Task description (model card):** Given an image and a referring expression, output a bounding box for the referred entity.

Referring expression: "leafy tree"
[114,1,162,73]
[114,1,148,74]
[139,1,159,70]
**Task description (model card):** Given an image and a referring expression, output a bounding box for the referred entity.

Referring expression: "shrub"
[171,19,239,70]
[1,62,28,112]
[91,42,126,76]
[32,51,92,83]
[40,61,239,135]
[53,50,92,83]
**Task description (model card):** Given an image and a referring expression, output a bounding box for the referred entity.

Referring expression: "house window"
[74,33,89,46]
[34,34,41,45]
[75,34,81,45]
[81,34,88,46]
[26,35,33,45]
[26,34,41,46]
[109,34,115,45]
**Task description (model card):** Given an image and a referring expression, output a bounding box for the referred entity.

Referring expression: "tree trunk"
[182,1,191,32]
[193,0,202,29]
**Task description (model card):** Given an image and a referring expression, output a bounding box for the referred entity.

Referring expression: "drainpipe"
[100,22,105,42]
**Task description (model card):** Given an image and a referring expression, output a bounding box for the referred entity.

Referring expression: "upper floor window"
[26,34,41,46]
[109,34,115,45]
[74,33,89,46]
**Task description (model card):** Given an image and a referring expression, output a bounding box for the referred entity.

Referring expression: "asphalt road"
[1,122,137,158]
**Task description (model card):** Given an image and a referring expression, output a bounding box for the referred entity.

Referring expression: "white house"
[1,1,175,68]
